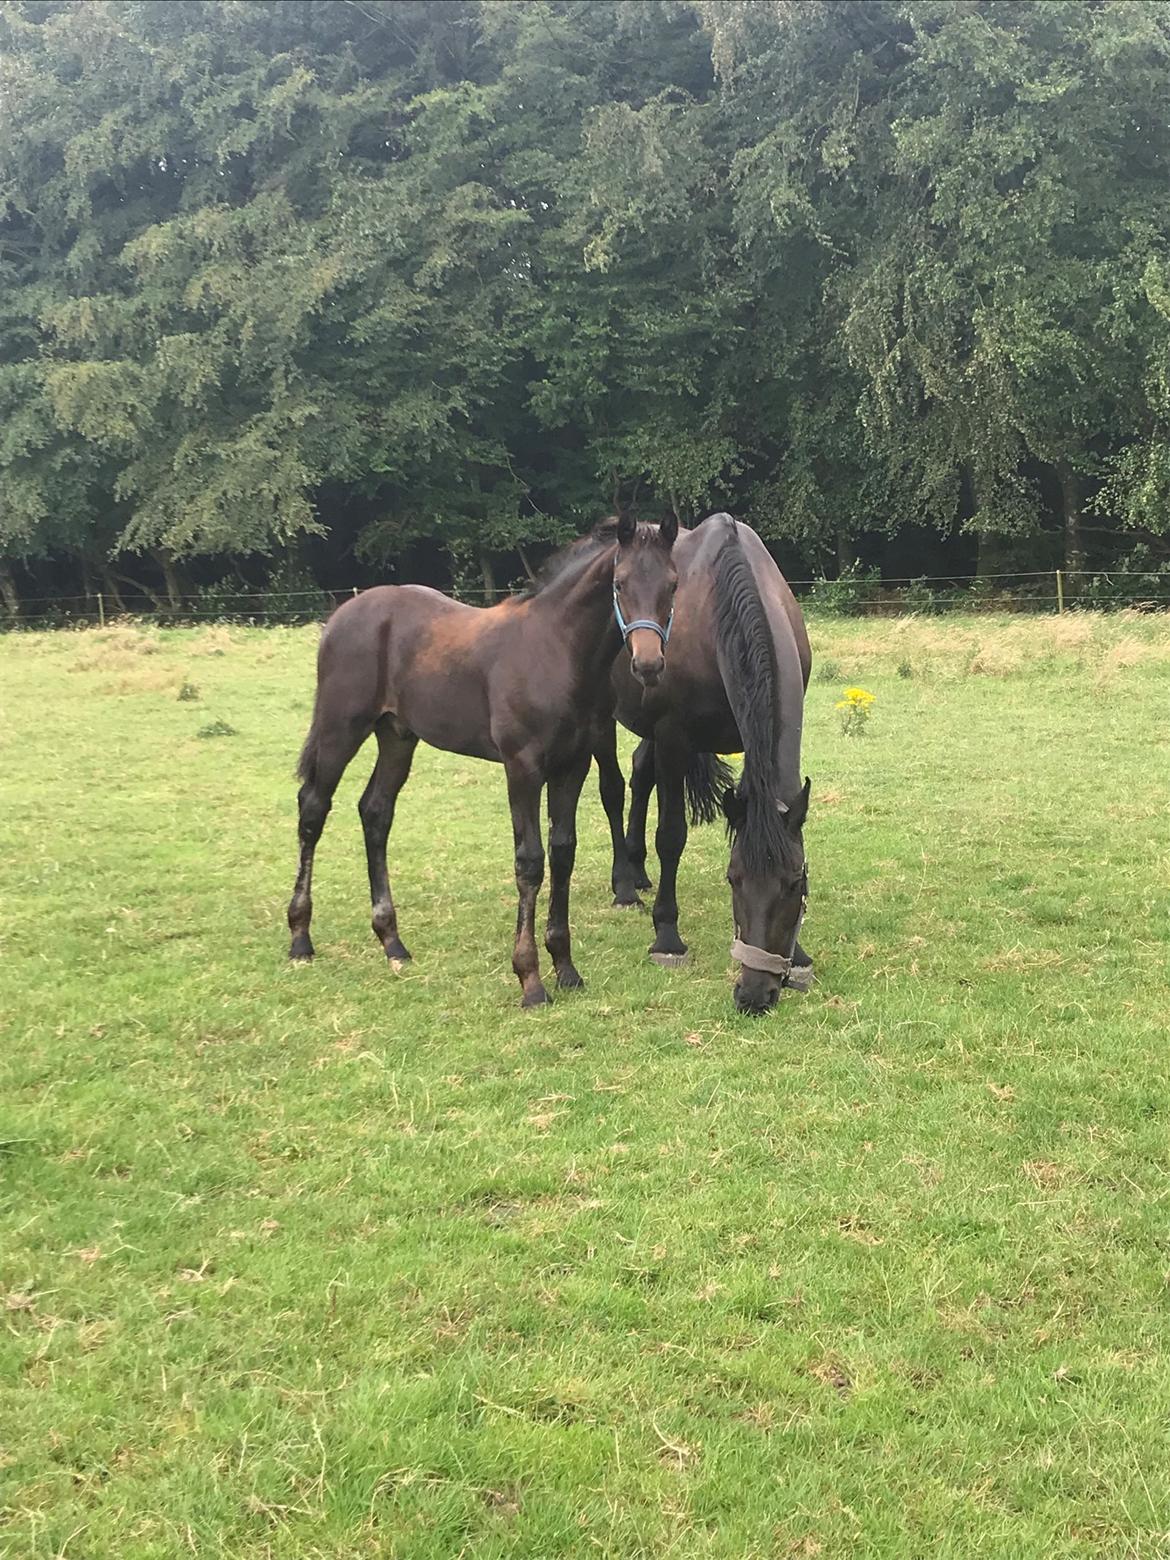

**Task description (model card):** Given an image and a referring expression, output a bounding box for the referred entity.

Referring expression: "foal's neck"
[529,544,620,672]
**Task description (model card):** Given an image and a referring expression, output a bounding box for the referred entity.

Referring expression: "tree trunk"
[975,530,996,579]
[836,529,854,575]
[479,550,497,605]
[151,548,182,610]
[0,561,20,619]
[1056,461,1084,582]
[115,569,166,612]
[101,566,127,614]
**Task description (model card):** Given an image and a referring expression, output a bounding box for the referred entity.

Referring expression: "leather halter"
[731,866,809,987]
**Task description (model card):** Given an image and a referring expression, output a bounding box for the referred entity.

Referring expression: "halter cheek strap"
[613,584,673,647]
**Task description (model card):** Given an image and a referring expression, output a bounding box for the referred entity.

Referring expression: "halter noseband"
[731,866,808,988]
[613,580,673,647]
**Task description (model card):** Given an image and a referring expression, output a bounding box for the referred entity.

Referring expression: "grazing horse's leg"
[358,715,418,968]
[648,739,689,965]
[545,756,590,988]
[594,724,641,908]
[505,760,549,1008]
[625,737,656,893]
[288,715,370,962]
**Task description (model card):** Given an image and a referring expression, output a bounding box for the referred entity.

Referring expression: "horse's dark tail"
[685,750,736,826]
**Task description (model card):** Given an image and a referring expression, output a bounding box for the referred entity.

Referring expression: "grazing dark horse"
[595,513,812,1015]
[287,514,679,1007]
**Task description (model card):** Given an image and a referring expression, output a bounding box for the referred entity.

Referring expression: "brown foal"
[287,514,679,1006]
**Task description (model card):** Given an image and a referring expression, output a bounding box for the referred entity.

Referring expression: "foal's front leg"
[545,756,590,987]
[505,761,549,1008]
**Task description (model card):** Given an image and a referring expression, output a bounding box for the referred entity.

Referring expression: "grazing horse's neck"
[710,521,803,805]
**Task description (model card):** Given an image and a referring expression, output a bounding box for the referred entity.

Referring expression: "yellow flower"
[836,686,876,735]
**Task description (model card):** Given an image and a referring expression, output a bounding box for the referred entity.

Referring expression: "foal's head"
[722,777,810,1016]
[610,511,679,687]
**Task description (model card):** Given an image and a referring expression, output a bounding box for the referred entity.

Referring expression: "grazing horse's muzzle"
[734,976,780,1016]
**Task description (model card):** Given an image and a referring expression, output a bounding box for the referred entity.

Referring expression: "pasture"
[2,613,1170,1558]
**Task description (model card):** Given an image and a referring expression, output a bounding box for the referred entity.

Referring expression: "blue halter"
[612,583,674,647]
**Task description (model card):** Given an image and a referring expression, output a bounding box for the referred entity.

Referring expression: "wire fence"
[4,567,1170,630]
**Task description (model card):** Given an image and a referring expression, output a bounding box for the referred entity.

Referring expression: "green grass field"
[3,613,1170,1558]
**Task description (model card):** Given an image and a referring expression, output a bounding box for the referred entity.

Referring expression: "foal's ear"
[788,776,812,830]
[615,510,637,545]
[659,512,679,548]
[722,786,747,829]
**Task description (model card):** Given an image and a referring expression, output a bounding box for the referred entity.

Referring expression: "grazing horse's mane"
[713,530,802,877]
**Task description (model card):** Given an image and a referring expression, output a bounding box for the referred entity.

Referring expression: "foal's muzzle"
[630,642,665,687]
[613,585,672,689]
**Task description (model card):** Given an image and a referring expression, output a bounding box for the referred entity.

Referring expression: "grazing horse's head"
[610,511,679,688]
[722,777,810,1016]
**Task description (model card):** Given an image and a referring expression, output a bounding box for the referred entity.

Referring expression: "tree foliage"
[1,0,1169,607]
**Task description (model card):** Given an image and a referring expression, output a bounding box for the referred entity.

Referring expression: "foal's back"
[316,584,512,762]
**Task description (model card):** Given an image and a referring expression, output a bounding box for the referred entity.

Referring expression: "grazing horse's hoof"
[633,871,653,892]
[556,967,585,990]
[787,963,815,993]
[521,984,551,1008]
[288,934,315,963]
[650,950,689,968]
[611,894,644,910]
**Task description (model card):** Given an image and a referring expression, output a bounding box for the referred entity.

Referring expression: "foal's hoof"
[384,940,412,974]
[787,963,815,993]
[288,934,315,963]
[650,950,689,968]
[611,894,644,910]
[521,984,551,1009]
[556,967,585,990]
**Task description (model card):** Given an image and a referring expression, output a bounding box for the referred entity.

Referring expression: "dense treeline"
[2,0,1169,614]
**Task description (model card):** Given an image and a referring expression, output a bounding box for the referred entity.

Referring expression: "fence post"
[1055,569,1064,615]
[352,586,358,598]
[97,592,105,628]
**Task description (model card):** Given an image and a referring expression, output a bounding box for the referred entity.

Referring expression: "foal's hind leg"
[288,717,370,962]
[545,756,590,988]
[505,758,549,1008]
[359,716,418,968]
[593,724,641,908]
[624,738,655,893]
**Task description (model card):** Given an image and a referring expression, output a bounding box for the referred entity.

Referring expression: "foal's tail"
[685,750,737,827]
[296,709,320,787]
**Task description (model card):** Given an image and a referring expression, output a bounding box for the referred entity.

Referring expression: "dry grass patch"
[69,620,162,672]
